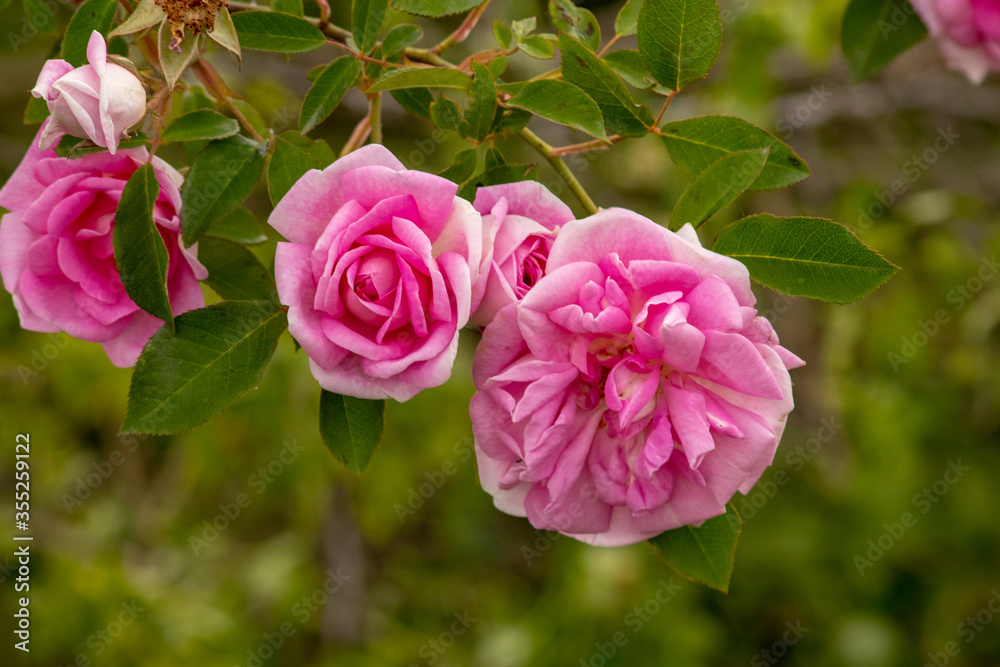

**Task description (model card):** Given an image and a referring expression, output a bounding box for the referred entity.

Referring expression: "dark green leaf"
[23,0,59,35]
[319,391,385,474]
[272,0,304,16]
[841,0,927,83]
[198,237,277,301]
[615,0,641,37]
[268,131,335,206]
[207,207,267,245]
[430,96,465,134]
[390,87,435,119]
[493,19,513,50]
[659,115,810,191]
[548,0,600,52]
[368,67,472,92]
[381,23,423,57]
[438,148,478,183]
[391,0,481,17]
[181,136,267,246]
[62,0,118,66]
[649,504,741,592]
[493,107,532,133]
[353,0,390,54]
[517,34,556,59]
[162,110,240,142]
[670,148,768,230]
[484,146,505,169]
[113,164,173,330]
[24,96,49,125]
[559,33,652,138]
[121,301,287,434]
[300,57,363,134]
[457,164,533,200]
[465,62,497,141]
[712,213,900,304]
[637,0,722,92]
[506,80,608,141]
[231,10,325,52]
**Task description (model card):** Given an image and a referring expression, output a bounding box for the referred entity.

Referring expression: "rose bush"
[269,144,482,401]
[912,0,1000,83]
[470,182,573,328]
[470,210,804,546]
[31,30,147,154]
[0,124,206,367]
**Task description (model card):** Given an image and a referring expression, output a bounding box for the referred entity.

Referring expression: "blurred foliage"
[2,0,1000,666]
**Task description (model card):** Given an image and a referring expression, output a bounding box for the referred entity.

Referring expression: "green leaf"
[62,0,119,66]
[300,57,362,134]
[121,301,287,434]
[670,148,768,230]
[206,207,267,245]
[180,136,267,246]
[183,86,216,112]
[603,49,670,93]
[162,109,240,142]
[506,80,608,141]
[548,0,600,52]
[197,237,277,302]
[457,164,534,200]
[381,23,423,57]
[658,115,810,191]
[272,0,304,16]
[637,0,722,92]
[158,22,199,90]
[649,504,741,592]
[391,0,481,17]
[430,96,465,134]
[438,148,478,183]
[231,99,269,138]
[353,0,390,54]
[511,16,537,40]
[465,62,496,141]
[23,0,59,35]
[367,67,472,92]
[559,33,652,138]
[390,87,434,119]
[208,7,242,61]
[517,34,556,59]
[712,213,900,304]
[24,96,49,125]
[231,10,325,52]
[841,0,927,83]
[493,107,532,133]
[268,131,335,206]
[113,164,173,330]
[487,55,508,78]
[319,391,385,474]
[615,0,641,37]
[109,0,166,38]
[484,146,505,169]
[493,19,513,50]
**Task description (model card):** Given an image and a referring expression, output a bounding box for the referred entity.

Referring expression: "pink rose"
[269,144,482,401]
[470,210,804,546]
[912,0,1000,83]
[470,182,573,328]
[32,31,147,154]
[0,124,207,367]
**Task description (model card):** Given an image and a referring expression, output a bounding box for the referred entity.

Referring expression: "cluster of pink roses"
[912,0,1000,83]
[270,145,803,546]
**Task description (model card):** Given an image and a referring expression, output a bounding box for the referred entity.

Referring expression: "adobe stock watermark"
[7,0,76,53]
[924,588,1000,667]
[775,85,835,140]
[57,600,145,667]
[394,436,474,524]
[408,610,477,667]
[888,255,999,372]
[189,438,305,555]
[751,620,810,666]
[521,480,601,566]
[854,459,969,575]
[17,332,70,385]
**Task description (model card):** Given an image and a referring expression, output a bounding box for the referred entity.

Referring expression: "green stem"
[369,93,383,145]
[518,128,598,215]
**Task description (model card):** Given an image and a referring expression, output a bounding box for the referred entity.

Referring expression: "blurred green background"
[3,0,1000,665]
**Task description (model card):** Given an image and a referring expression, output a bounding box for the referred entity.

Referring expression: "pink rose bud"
[31,31,147,154]
[912,0,1000,83]
[0,124,207,367]
[470,210,804,546]
[469,182,574,328]
[268,145,482,402]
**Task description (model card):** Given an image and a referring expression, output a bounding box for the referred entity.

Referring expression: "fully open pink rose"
[912,0,1000,83]
[470,182,573,328]
[32,31,147,154]
[470,210,804,546]
[0,124,207,367]
[269,144,482,401]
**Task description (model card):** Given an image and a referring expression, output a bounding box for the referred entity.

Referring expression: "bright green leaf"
[180,136,266,246]
[113,164,174,330]
[300,57,362,134]
[121,301,287,434]
[231,10,325,52]
[841,0,927,83]
[659,115,810,191]
[511,16,537,40]
[493,19,513,50]
[517,34,556,59]
[650,504,741,592]
[319,390,385,474]
[670,148,768,230]
[368,67,472,92]
[391,0,481,17]
[62,0,118,66]
[272,0,304,16]
[548,0,600,52]
[162,109,240,142]
[353,0,390,54]
[198,237,277,302]
[637,0,722,92]
[506,80,608,141]
[615,0,641,37]
[712,213,900,304]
